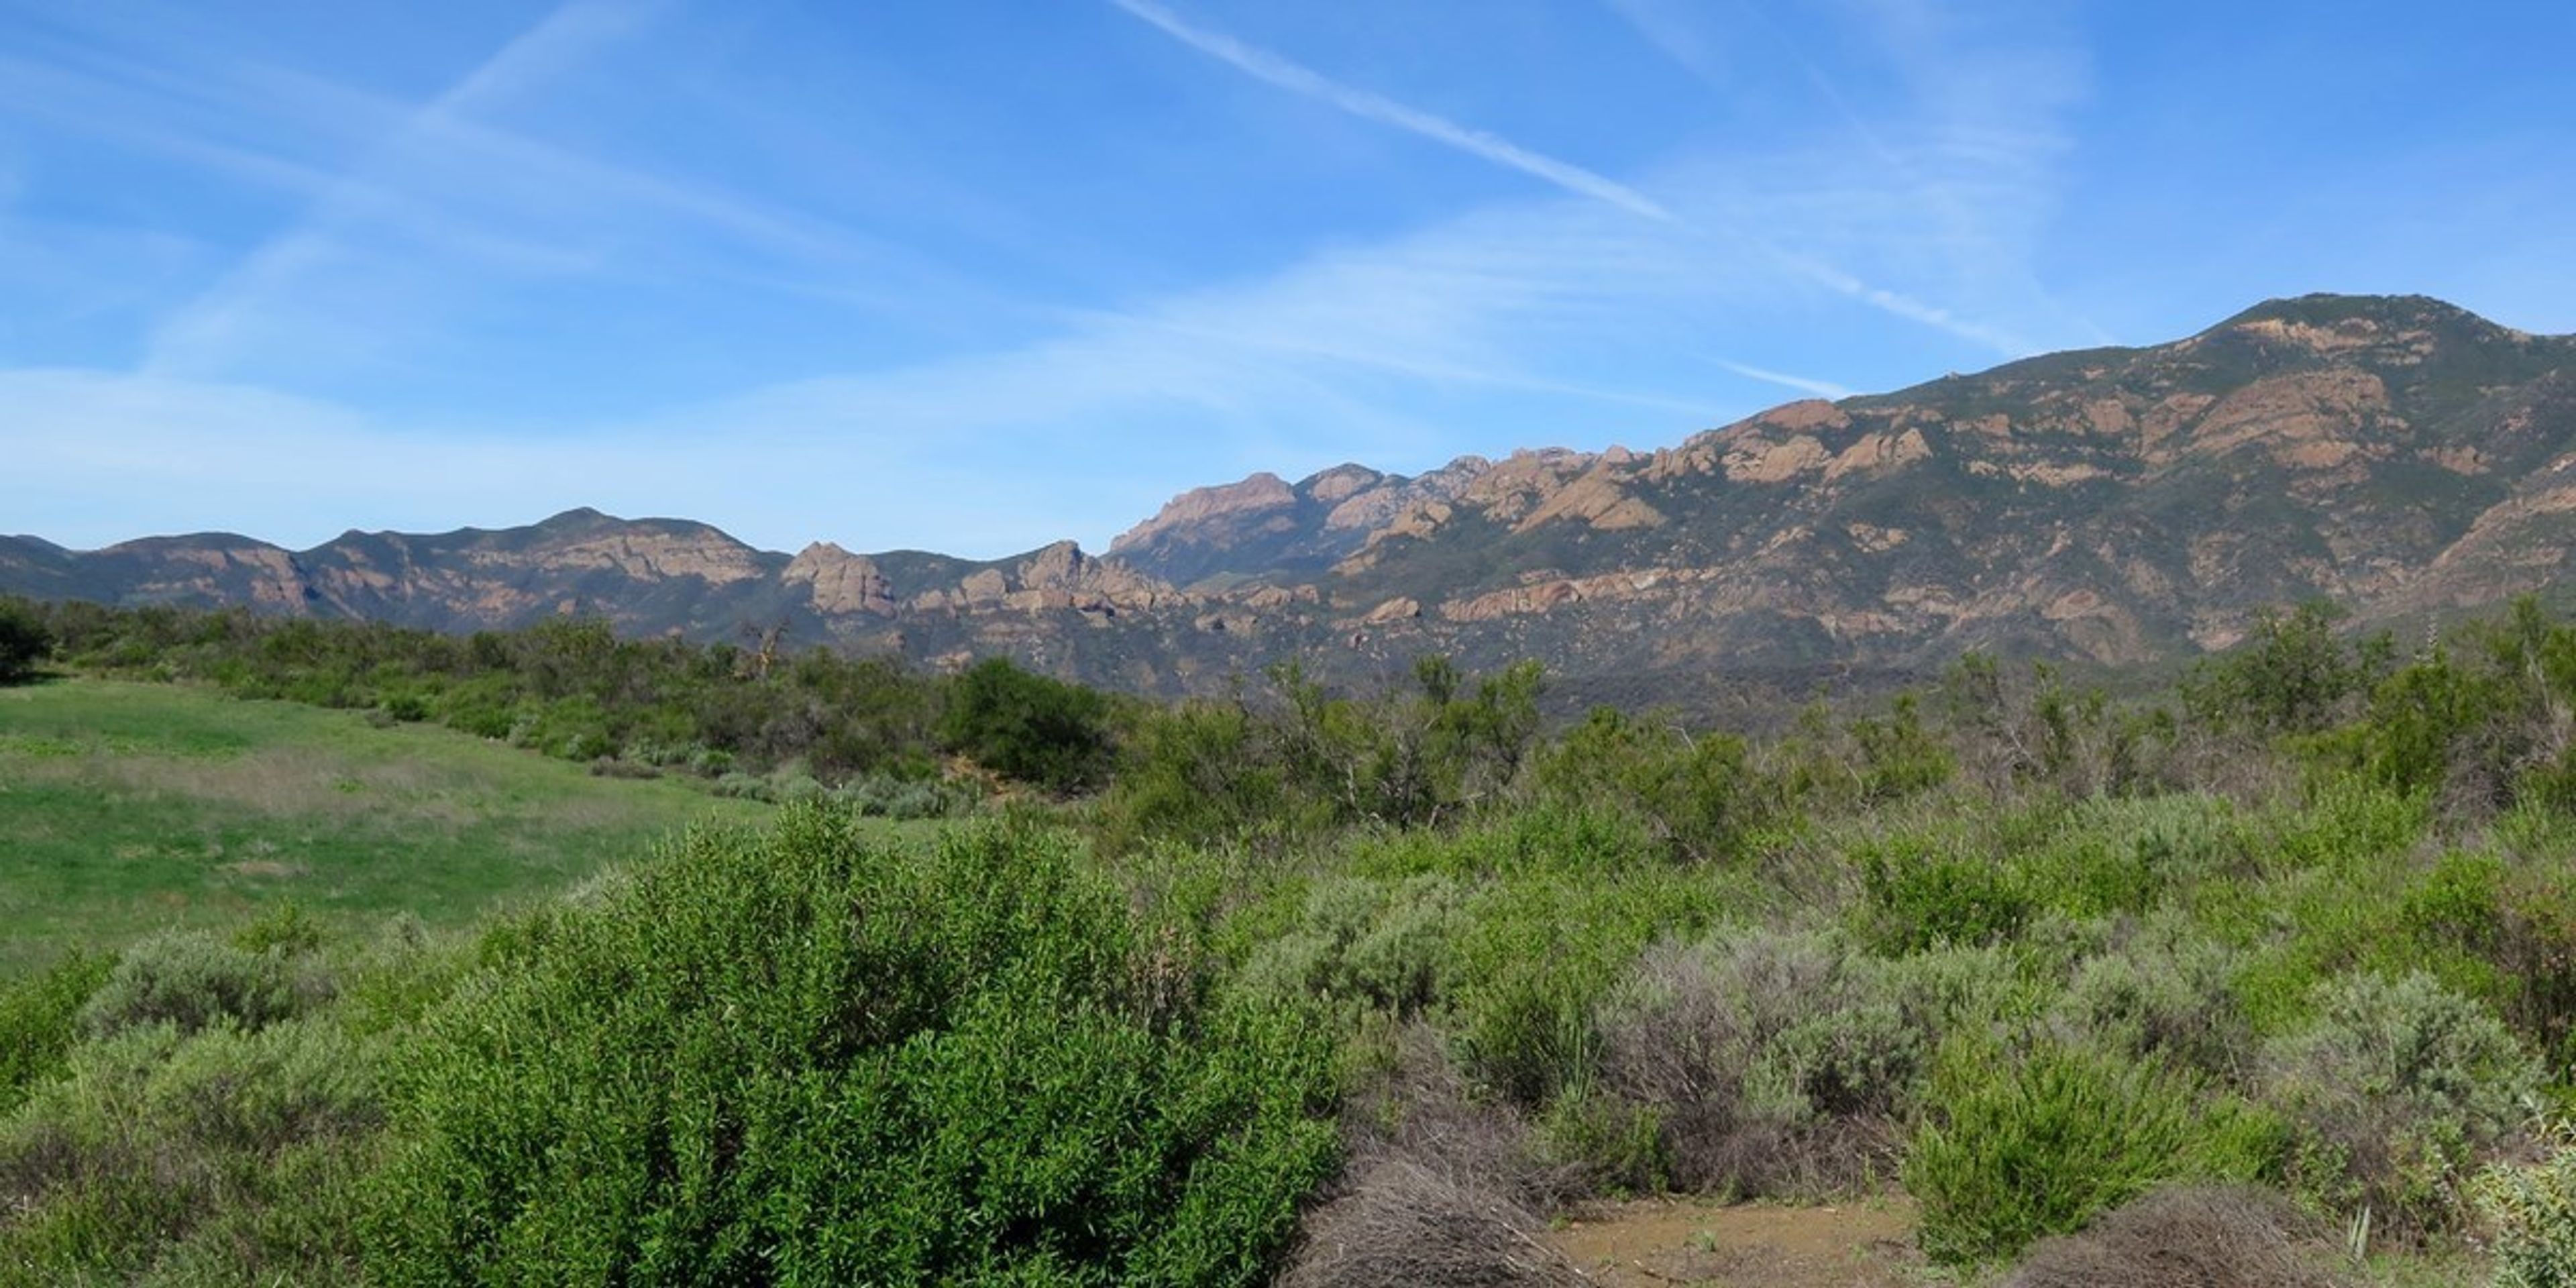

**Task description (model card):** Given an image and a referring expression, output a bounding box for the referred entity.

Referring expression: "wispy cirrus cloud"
[1708,359,1854,400]
[141,0,669,376]
[1114,0,2040,357]
[1108,0,1675,223]
[0,0,1004,387]
[3,0,2117,558]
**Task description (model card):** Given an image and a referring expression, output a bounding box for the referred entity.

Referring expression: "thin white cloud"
[123,0,995,378]
[1109,0,1675,223]
[1116,0,2032,356]
[141,0,662,375]
[1709,359,1854,400]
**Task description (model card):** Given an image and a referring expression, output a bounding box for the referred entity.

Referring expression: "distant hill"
[10,294,2572,697]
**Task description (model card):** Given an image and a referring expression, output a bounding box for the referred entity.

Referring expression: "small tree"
[0,598,52,684]
[938,656,1112,792]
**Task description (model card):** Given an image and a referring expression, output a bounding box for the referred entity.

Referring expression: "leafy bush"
[2265,971,2540,1238]
[0,596,53,684]
[1907,1038,2286,1267]
[2053,925,2251,1079]
[364,810,1339,1285]
[80,931,304,1039]
[1883,941,2057,1036]
[2183,602,2382,737]
[1439,867,1731,1110]
[2477,1120,2576,1288]
[1236,875,1468,1018]
[830,768,979,820]
[0,952,111,1115]
[1853,830,2033,953]
[1530,708,1768,861]
[940,655,1113,791]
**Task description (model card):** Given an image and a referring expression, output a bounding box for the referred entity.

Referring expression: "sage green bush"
[2266,971,2540,1237]
[1591,928,1925,1195]
[79,930,303,1039]
[1235,875,1468,1018]
[0,1017,381,1282]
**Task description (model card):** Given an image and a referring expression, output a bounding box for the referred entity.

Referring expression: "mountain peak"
[2214,292,2494,335]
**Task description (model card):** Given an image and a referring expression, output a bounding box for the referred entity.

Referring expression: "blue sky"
[4,0,2571,557]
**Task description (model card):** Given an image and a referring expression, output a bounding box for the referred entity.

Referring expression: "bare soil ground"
[1548,1195,1927,1288]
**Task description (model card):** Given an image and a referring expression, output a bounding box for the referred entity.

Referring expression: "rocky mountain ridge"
[9,294,2573,697]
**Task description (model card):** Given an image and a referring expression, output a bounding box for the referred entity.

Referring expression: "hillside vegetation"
[4,596,2576,1283]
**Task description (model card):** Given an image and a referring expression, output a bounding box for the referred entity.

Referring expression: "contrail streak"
[1110,0,1674,223]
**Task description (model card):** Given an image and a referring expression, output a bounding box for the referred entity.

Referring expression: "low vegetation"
[0,678,770,971]
[6,593,2576,1283]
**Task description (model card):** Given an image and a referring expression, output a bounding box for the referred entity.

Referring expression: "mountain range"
[10,293,2573,701]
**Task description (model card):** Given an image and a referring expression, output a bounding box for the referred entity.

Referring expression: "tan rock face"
[521,529,769,586]
[2186,370,2392,460]
[21,295,2572,700]
[784,543,895,616]
[1360,596,1421,624]
[1823,429,1933,482]
[1724,435,1832,484]
[1321,456,1490,534]
[1755,399,1853,433]
[1457,448,1597,523]
[1516,465,1665,533]
[1304,464,1384,505]
[1108,472,1297,555]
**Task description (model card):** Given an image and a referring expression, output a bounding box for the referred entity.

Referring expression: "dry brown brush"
[2002,1185,2358,1288]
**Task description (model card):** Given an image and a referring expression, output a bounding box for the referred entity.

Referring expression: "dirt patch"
[1550,1196,1923,1287]
[218,860,308,879]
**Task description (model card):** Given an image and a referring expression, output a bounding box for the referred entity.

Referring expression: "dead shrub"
[1279,1159,1587,1288]
[2002,1184,2356,1288]
[1342,1022,1578,1208]
[1284,1022,1593,1285]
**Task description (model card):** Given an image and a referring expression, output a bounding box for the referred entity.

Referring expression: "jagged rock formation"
[9,294,2573,698]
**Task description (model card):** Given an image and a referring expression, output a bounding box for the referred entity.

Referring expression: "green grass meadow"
[0,679,770,973]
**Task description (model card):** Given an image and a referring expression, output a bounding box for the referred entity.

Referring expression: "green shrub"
[830,769,978,820]
[1883,941,2059,1041]
[2182,602,2378,736]
[1854,831,2033,954]
[2265,971,2540,1238]
[0,596,53,684]
[1236,875,1467,1018]
[80,932,303,1038]
[2478,1120,2576,1288]
[2052,926,2251,1079]
[0,953,111,1115]
[1440,869,1732,1109]
[940,656,1112,792]
[364,809,1338,1285]
[1531,708,1769,862]
[1906,1038,2285,1267]
[1350,800,1668,881]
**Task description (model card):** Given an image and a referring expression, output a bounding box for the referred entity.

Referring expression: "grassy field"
[0,678,771,973]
